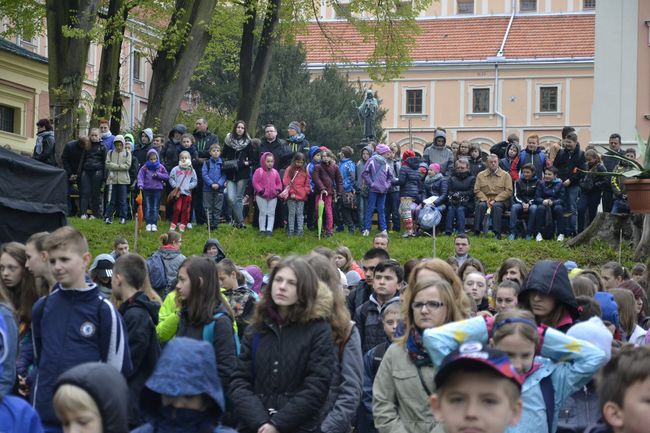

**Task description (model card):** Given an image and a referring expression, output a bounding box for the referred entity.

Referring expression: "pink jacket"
[253,152,282,200]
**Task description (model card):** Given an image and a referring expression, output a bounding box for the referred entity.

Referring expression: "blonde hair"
[609,288,637,337]
[409,259,471,316]
[42,226,89,255]
[53,384,100,421]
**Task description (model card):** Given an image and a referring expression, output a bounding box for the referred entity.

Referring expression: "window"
[0,105,16,133]
[520,0,536,12]
[406,89,423,114]
[472,88,490,113]
[583,0,595,10]
[133,51,142,81]
[457,0,474,14]
[540,86,558,112]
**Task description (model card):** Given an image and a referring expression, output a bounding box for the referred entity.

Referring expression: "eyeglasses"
[412,300,444,311]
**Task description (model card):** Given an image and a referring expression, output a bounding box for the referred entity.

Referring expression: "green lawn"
[70,218,637,274]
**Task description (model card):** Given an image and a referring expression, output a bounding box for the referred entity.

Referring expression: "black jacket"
[514,176,538,204]
[230,287,335,433]
[222,138,256,182]
[398,157,423,200]
[258,138,292,170]
[133,144,151,170]
[579,163,608,193]
[553,144,586,185]
[447,171,476,208]
[61,139,84,177]
[346,280,372,317]
[118,291,161,427]
[33,130,57,167]
[193,130,219,159]
[468,155,486,177]
[490,140,510,159]
[82,142,107,173]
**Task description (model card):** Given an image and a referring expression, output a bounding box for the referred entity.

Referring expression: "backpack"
[146,253,167,294]
[202,311,241,355]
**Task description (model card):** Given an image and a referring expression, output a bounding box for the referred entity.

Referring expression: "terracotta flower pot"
[624,178,650,214]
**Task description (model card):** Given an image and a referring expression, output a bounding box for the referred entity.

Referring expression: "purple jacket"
[361,155,392,193]
[137,149,169,191]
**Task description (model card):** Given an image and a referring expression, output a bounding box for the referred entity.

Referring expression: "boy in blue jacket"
[202,144,226,231]
[31,226,132,433]
[339,146,358,233]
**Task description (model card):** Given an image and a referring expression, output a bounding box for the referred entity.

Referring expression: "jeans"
[578,190,602,233]
[80,169,104,217]
[385,190,401,231]
[256,196,277,232]
[143,190,162,225]
[227,179,248,224]
[317,193,334,234]
[172,194,192,226]
[510,203,538,236]
[535,204,565,236]
[564,185,580,235]
[204,190,224,228]
[475,201,506,234]
[287,199,305,234]
[364,191,387,231]
[193,172,206,224]
[105,184,128,220]
[445,204,468,234]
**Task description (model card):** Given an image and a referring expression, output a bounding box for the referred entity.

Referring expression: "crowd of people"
[32,116,635,241]
[1,219,650,433]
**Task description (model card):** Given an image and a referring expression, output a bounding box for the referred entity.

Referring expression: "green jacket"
[156,291,179,342]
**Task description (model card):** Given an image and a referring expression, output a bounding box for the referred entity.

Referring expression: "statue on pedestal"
[358,90,379,142]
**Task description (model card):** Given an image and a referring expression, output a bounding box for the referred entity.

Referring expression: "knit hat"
[288,121,302,135]
[564,261,578,271]
[595,291,620,330]
[402,150,416,162]
[568,316,612,361]
[429,163,441,172]
[309,146,322,160]
[376,144,391,155]
[346,271,362,287]
[434,130,447,144]
[142,128,153,143]
[244,265,264,295]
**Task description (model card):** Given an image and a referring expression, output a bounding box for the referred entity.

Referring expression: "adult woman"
[372,278,465,433]
[222,120,255,228]
[334,246,365,280]
[230,256,335,433]
[33,118,57,166]
[408,258,471,317]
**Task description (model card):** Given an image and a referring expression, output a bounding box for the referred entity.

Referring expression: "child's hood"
[519,260,578,317]
[146,148,159,160]
[259,151,274,170]
[140,337,225,416]
[309,146,322,160]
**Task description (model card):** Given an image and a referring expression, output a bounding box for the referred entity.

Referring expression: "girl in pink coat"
[283,153,311,236]
[252,152,282,236]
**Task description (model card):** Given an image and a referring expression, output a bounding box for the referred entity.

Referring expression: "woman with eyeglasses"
[372,278,466,433]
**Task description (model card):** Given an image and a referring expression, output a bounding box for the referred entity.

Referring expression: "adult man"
[192,118,219,226]
[258,124,292,170]
[553,131,586,237]
[99,118,115,151]
[423,129,454,175]
[453,234,471,266]
[474,154,513,239]
[601,133,625,213]
[61,137,86,216]
[373,232,389,251]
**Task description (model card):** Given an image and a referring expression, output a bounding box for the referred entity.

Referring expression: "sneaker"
[88,215,96,220]
[179,224,186,233]
[379,230,388,236]
[362,230,370,237]
[508,233,515,241]
[536,233,543,242]
[145,224,152,232]
[80,214,88,220]
[557,234,565,242]
[495,233,502,240]
[105,218,112,224]
[170,223,177,231]
[119,218,126,225]
[402,232,411,238]
[151,224,158,232]
[187,223,193,229]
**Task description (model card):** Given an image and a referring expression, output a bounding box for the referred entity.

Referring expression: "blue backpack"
[146,253,167,293]
[202,312,241,355]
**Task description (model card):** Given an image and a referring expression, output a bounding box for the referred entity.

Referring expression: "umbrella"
[135,190,144,225]
[318,193,325,239]
[483,203,492,235]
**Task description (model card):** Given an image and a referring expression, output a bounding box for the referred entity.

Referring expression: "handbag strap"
[287,170,299,188]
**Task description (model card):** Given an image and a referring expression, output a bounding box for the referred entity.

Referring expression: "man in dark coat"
[258,123,292,228]
[192,118,220,225]
[61,137,86,216]
[601,133,625,213]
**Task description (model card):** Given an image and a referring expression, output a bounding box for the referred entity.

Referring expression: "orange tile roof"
[298,14,594,64]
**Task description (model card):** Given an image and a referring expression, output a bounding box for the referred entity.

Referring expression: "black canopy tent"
[0,147,67,243]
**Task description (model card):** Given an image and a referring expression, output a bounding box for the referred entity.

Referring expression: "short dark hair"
[454,233,470,245]
[363,248,390,262]
[597,346,650,411]
[341,146,353,158]
[37,118,53,131]
[543,166,558,176]
[113,238,128,248]
[374,259,404,283]
[609,133,621,142]
[521,163,535,173]
[561,126,576,139]
[565,132,579,143]
[575,295,602,321]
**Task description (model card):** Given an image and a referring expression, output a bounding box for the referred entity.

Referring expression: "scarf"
[154,407,216,433]
[225,133,251,152]
[407,327,433,367]
[146,159,160,171]
[179,159,192,170]
[101,131,112,139]
[287,133,305,144]
[267,305,286,326]
[424,172,442,187]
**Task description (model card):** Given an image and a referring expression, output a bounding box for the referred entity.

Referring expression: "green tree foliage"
[0,0,45,39]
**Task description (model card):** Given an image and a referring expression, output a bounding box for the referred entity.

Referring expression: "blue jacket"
[0,395,43,433]
[423,316,607,433]
[535,178,564,206]
[31,283,132,425]
[519,148,546,179]
[0,304,17,397]
[339,158,356,193]
[398,157,423,200]
[202,156,226,192]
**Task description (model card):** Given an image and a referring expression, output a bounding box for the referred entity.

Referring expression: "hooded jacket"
[535,178,564,206]
[283,165,310,201]
[55,362,129,433]
[519,147,546,179]
[118,291,161,427]
[203,238,226,263]
[32,284,132,425]
[339,158,357,193]
[424,316,607,433]
[161,124,187,172]
[313,160,344,196]
[230,284,336,433]
[553,144,586,185]
[156,247,186,296]
[398,157,423,200]
[425,174,448,207]
[33,130,57,166]
[500,143,521,181]
[133,128,153,169]
[355,294,400,354]
[361,155,392,194]
[202,156,226,192]
[252,152,282,200]
[423,131,453,174]
[137,149,170,191]
[105,147,132,185]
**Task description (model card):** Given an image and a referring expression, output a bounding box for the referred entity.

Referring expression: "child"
[590,346,650,433]
[494,280,520,313]
[216,258,258,338]
[137,149,169,232]
[202,143,226,231]
[53,362,129,433]
[252,152,282,236]
[509,163,538,240]
[534,166,565,242]
[424,308,608,433]
[518,135,546,179]
[312,149,343,237]
[112,254,161,428]
[578,149,607,233]
[338,146,358,233]
[518,259,578,332]
[398,150,423,238]
[354,259,402,353]
[468,143,486,176]
[32,227,131,432]
[430,342,524,433]
[169,150,198,232]
[79,128,107,220]
[500,142,521,181]
[179,132,198,160]
[361,144,394,237]
[133,337,236,433]
[357,146,373,231]
[463,271,492,313]
[306,146,323,231]
[283,152,310,236]
[202,238,226,263]
[104,134,132,225]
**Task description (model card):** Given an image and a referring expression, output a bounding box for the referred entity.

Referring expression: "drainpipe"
[128,34,135,130]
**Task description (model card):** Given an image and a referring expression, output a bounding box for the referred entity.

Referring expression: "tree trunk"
[90,0,130,130]
[110,70,124,133]
[46,0,100,164]
[236,0,280,132]
[634,214,650,261]
[144,0,217,134]
[566,212,644,251]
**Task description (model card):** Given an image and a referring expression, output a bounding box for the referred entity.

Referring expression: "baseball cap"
[89,253,115,279]
[435,341,524,390]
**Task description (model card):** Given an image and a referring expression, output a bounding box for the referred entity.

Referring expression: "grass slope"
[71,218,635,273]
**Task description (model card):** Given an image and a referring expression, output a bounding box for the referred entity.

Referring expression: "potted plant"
[596,131,650,214]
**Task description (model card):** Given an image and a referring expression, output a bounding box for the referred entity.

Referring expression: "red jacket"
[312,162,343,196]
[283,166,310,201]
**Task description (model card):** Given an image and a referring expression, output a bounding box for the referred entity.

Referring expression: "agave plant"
[594,131,650,179]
